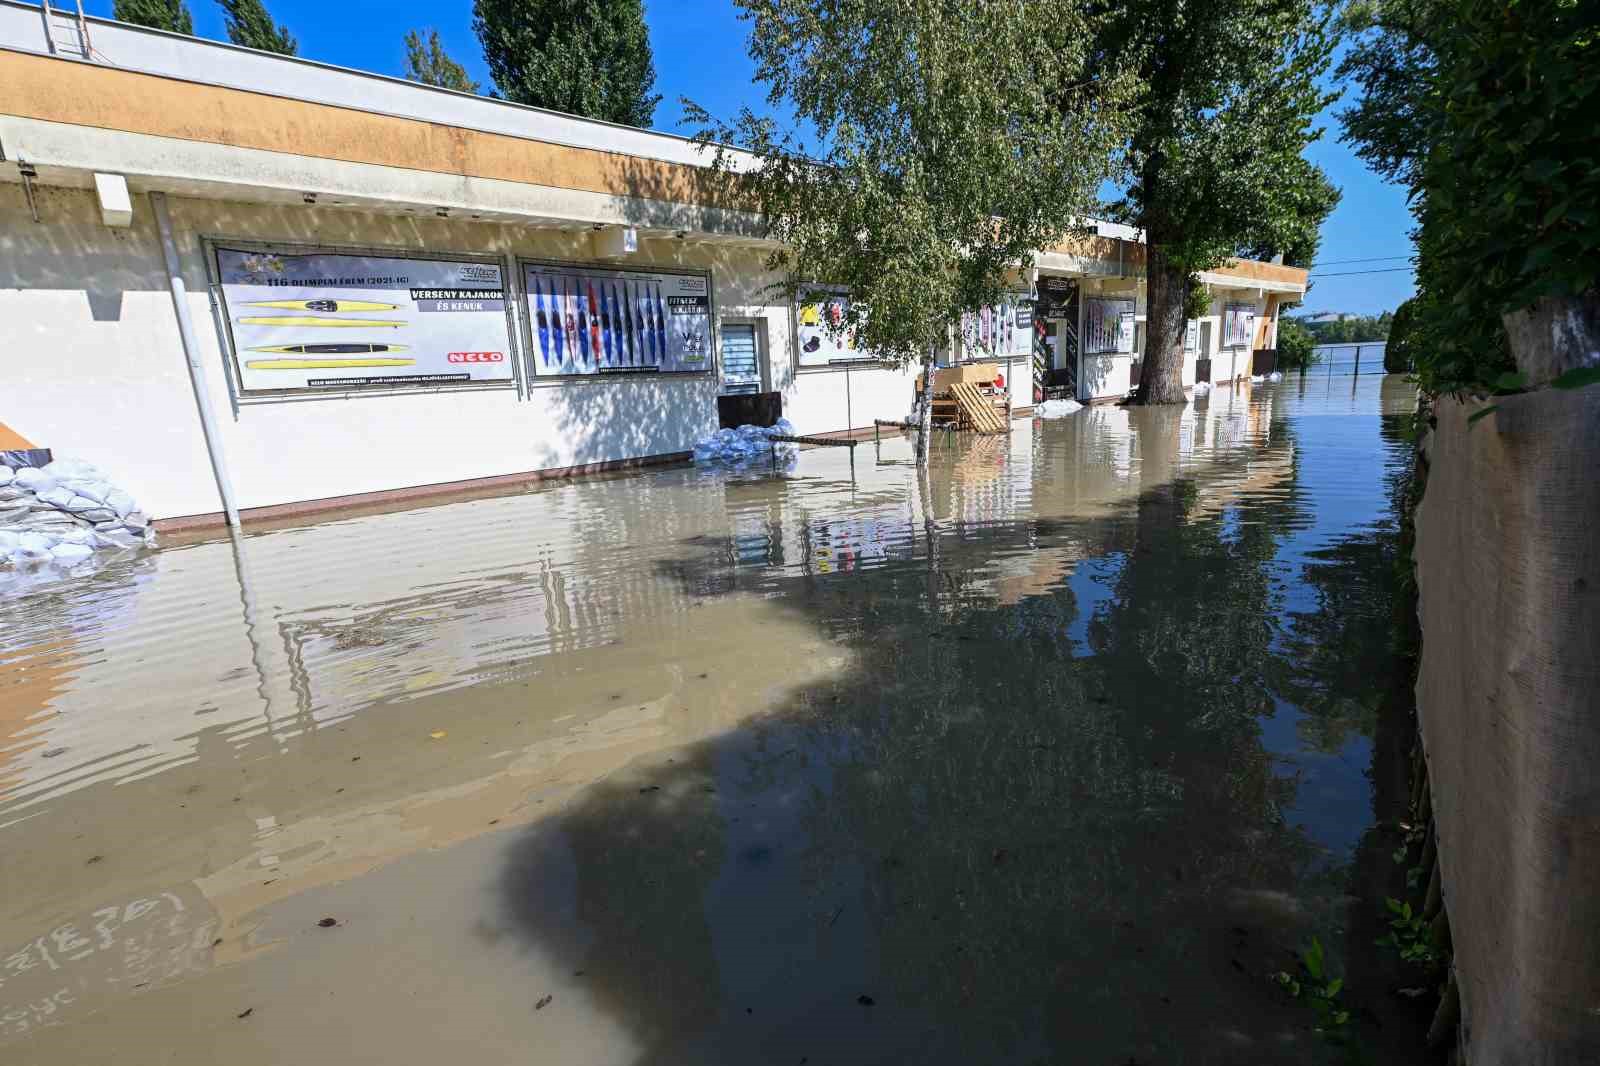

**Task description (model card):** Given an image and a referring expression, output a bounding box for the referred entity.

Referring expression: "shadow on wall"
[0,182,162,321]
[1079,351,1113,399]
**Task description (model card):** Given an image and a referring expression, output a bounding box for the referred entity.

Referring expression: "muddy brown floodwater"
[2,373,1433,1065]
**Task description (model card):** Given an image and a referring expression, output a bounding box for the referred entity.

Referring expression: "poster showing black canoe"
[522,263,712,376]
[214,246,515,392]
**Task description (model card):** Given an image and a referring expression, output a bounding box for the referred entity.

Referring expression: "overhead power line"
[1308,267,1416,278]
[1309,255,1414,267]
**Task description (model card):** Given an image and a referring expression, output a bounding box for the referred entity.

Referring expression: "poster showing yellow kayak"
[215,246,513,392]
[245,358,416,370]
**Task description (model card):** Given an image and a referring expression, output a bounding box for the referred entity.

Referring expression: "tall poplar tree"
[218,0,297,56]
[114,0,194,34]
[1101,0,1340,404]
[403,28,480,93]
[473,0,661,126]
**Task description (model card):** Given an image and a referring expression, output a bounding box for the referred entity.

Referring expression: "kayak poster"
[215,247,514,392]
[796,291,872,367]
[522,263,712,376]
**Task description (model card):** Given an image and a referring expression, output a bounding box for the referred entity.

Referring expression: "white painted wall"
[0,185,794,519]
[1079,353,1135,402]
[1205,287,1270,382]
[778,363,920,435]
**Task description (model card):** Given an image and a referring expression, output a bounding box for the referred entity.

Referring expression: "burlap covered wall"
[1415,390,1600,1063]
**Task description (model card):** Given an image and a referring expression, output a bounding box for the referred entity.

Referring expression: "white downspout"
[151,192,241,529]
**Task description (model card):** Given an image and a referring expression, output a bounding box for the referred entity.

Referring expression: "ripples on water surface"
[0,373,1428,1064]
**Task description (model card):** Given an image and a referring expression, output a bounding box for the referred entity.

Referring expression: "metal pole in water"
[845,359,854,436]
[1354,345,1361,376]
[153,192,241,529]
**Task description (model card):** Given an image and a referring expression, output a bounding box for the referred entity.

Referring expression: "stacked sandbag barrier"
[692,420,801,466]
[0,457,156,569]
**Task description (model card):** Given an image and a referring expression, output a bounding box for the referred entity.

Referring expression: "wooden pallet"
[948,382,1009,434]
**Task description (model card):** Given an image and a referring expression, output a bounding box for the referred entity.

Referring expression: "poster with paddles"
[522,262,712,376]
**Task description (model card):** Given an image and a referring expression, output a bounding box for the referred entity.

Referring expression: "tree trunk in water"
[916,350,935,462]
[1133,242,1189,405]
[1502,289,1600,386]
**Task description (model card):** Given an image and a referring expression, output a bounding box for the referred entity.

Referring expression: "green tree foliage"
[114,0,194,34]
[1298,311,1394,345]
[686,1,1130,375]
[1383,298,1418,373]
[1276,317,1318,370]
[1099,0,1340,404]
[403,28,480,93]
[1340,0,1600,393]
[473,0,660,126]
[1236,166,1342,269]
[219,0,297,55]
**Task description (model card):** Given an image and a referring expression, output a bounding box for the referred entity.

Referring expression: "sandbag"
[1035,399,1083,418]
[13,467,57,494]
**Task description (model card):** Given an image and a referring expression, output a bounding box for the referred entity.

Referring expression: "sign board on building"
[957,295,1034,361]
[522,262,712,376]
[1084,297,1136,354]
[796,290,876,367]
[1035,276,1078,320]
[1223,303,1255,349]
[214,246,515,393]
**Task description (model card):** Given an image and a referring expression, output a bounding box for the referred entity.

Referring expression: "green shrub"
[1277,317,1318,370]
[1383,298,1418,373]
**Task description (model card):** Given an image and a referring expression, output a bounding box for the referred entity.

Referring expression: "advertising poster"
[1185,319,1200,352]
[1084,297,1136,354]
[522,263,711,376]
[958,296,1034,361]
[216,247,514,392]
[1035,276,1078,321]
[796,292,873,366]
[1224,303,1255,348]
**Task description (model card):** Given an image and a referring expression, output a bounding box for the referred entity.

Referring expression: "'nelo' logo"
[447,352,505,363]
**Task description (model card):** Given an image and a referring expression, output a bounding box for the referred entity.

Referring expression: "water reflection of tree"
[779,409,1338,1059]
[1276,400,1414,753]
[498,403,1419,1063]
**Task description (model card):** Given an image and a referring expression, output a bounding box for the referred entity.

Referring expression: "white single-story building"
[0,2,1307,528]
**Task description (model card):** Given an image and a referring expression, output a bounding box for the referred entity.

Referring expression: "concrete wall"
[0,185,795,520]
[1415,391,1600,1063]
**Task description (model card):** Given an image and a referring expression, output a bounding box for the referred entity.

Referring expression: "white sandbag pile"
[0,457,155,569]
[692,420,800,465]
[1034,399,1083,419]
[1192,382,1213,396]
[1267,371,1284,382]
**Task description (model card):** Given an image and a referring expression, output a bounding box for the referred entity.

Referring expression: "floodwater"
[1,372,1427,1064]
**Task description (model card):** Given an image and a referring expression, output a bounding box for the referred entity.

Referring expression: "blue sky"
[83,0,1415,315]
